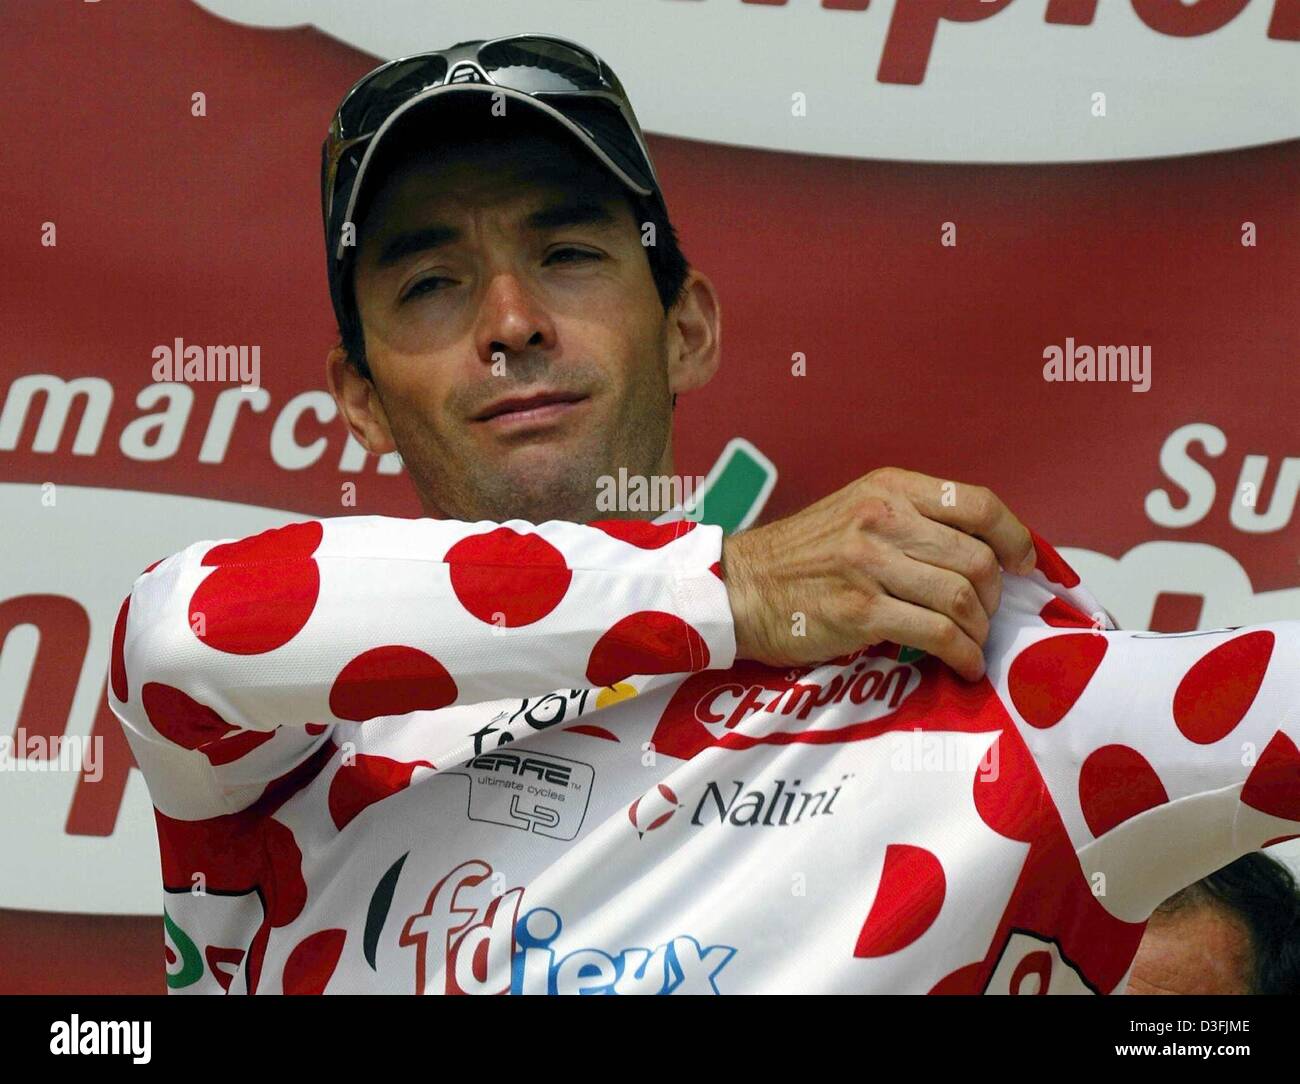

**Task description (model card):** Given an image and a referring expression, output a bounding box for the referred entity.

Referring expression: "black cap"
[321,35,668,339]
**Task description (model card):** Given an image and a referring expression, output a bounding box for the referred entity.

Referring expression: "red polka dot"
[586,611,709,686]
[445,528,572,627]
[590,519,696,548]
[283,928,346,994]
[1007,633,1107,729]
[1027,529,1080,588]
[110,595,130,702]
[305,723,328,736]
[142,559,165,575]
[328,752,434,830]
[329,646,458,722]
[143,682,240,750]
[854,843,946,958]
[1039,596,1095,630]
[1173,631,1274,745]
[1078,744,1169,837]
[164,944,176,966]
[204,728,277,767]
[974,732,1048,842]
[709,561,723,580]
[202,520,323,566]
[1241,732,1300,823]
[1264,835,1300,847]
[191,522,324,655]
[141,682,276,764]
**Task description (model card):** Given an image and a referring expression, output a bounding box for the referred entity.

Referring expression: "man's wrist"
[720,532,763,662]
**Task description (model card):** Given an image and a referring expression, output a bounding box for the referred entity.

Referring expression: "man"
[1127,853,1300,995]
[110,35,1300,995]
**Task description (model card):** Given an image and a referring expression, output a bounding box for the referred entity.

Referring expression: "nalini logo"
[629,775,852,837]
[399,859,736,994]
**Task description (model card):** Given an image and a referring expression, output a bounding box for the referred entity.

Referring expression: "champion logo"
[627,783,682,837]
[650,649,925,761]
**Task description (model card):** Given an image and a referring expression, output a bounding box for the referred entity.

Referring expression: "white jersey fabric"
[108,513,1300,994]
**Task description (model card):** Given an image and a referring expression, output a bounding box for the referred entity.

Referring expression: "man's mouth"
[473,391,590,428]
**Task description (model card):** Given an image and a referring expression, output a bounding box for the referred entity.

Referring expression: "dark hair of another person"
[1156,851,1300,994]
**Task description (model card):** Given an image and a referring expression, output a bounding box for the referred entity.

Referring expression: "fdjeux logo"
[398,859,736,994]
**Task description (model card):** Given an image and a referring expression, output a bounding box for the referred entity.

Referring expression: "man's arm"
[110,466,1037,795]
[110,515,734,746]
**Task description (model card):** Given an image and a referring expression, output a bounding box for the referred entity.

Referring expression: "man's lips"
[473,391,589,426]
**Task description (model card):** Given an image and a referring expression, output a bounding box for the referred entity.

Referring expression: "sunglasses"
[322,34,661,262]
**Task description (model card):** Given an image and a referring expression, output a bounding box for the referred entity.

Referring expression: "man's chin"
[479,456,603,523]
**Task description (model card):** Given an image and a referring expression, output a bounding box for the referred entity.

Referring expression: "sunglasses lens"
[478,38,604,94]
[339,55,450,138]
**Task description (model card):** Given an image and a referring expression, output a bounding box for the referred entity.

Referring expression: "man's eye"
[402,276,452,301]
[546,247,599,265]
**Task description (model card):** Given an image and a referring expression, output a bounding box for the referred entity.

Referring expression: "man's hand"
[721,467,1037,681]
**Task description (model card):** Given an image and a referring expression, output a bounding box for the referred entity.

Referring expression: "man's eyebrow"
[375,225,459,268]
[524,197,619,232]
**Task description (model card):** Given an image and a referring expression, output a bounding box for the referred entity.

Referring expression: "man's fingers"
[865,595,986,682]
[877,553,991,649]
[873,468,1036,577]
[884,514,1003,618]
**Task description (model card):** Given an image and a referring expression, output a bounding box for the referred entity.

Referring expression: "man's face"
[333,122,714,523]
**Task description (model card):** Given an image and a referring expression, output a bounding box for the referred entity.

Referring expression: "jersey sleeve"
[988,540,1300,924]
[108,514,733,755]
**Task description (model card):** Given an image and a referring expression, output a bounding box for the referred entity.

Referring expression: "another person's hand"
[721,467,1037,681]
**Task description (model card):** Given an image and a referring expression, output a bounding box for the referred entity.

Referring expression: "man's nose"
[475,270,558,365]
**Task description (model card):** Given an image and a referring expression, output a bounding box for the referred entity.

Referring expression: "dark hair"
[1156,852,1300,994]
[334,135,691,383]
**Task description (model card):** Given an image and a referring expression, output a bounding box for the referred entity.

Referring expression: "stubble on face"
[385,319,674,524]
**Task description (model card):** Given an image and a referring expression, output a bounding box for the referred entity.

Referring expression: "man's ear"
[326,344,398,456]
[666,269,721,396]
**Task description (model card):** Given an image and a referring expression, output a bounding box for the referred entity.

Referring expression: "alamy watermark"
[0,729,103,782]
[595,469,706,519]
[49,1015,150,1064]
[1042,338,1151,393]
[889,728,1000,783]
[151,337,260,391]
